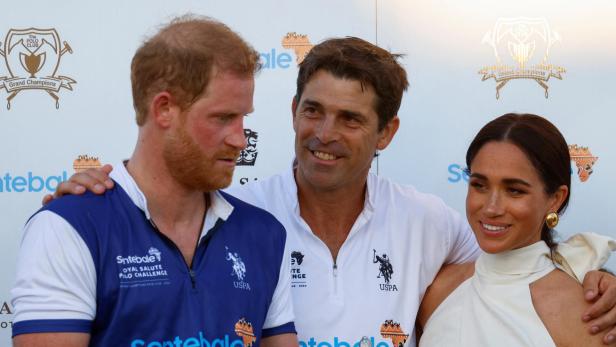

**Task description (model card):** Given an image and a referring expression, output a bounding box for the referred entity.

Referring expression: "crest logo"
[479,18,565,99]
[234,318,256,347]
[0,28,75,109]
[380,320,409,347]
[237,129,259,166]
[73,155,102,173]
[569,144,598,182]
[282,33,313,64]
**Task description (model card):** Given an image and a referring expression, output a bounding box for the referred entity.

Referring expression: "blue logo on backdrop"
[300,337,388,347]
[259,49,292,69]
[447,164,469,183]
[0,171,68,193]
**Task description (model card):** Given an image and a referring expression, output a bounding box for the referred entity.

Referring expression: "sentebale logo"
[0,28,76,109]
[282,33,313,64]
[569,144,598,182]
[73,154,102,173]
[380,320,409,347]
[479,18,565,99]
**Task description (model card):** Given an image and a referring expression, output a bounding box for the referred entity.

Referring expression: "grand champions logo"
[0,27,75,109]
[479,18,565,99]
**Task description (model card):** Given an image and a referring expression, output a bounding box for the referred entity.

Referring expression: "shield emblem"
[483,18,554,68]
[4,28,61,78]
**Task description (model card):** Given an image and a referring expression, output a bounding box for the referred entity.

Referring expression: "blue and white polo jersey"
[11,163,295,346]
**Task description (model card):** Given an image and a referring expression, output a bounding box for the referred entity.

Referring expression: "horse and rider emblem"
[373,249,394,284]
[0,28,76,109]
[226,247,247,282]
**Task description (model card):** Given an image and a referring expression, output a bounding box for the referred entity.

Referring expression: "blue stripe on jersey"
[15,182,294,345]
[13,319,91,335]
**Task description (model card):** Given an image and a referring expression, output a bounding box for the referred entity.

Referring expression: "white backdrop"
[1,1,615,344]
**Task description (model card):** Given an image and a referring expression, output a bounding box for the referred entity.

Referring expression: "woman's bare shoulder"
[531,269,603,347]
[417,262,475,329]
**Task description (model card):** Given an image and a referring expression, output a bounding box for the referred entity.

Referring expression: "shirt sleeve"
[11,210,96,336]
[261,235,296,336]
[443,204,481,264]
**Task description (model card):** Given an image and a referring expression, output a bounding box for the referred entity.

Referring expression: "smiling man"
[47,36,616,346]
[11,16,297,347]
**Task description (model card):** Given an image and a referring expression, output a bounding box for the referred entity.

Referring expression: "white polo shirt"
[227,168,480,347]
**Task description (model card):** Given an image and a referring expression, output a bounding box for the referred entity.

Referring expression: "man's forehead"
[300,70,377,111]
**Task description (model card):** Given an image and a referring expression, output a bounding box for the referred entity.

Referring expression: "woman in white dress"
[418,113,613,347]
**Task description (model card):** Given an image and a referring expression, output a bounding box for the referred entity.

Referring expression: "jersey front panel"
[227,168,480,347]
[13,180,293,346]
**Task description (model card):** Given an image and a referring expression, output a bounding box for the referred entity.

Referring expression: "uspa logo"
[0,28,75,109]
[479,18,565,99]
[373,249,397,292]
[0,301,13,330]
[281,33,313,64]
[226,246,251,291]
[237,129,258,166]
[73,154,102,173]
[380,320,409,347]
[569,144,598,182]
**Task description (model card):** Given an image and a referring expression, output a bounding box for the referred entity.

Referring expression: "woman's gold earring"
[545,212,559,229]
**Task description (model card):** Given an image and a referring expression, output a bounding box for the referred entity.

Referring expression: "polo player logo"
[226,247,246,281]
[0,28,76,109]
[479,17,565,99]
[373,249,393,284]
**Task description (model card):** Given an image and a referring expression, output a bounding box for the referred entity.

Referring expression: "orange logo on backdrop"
[234,318,256,347]
[282,33,313,64]
[0,28,76,109]
[73,155,102,173]
[569,145,598,183]
[380,319,409,347]
[479,18,565,99]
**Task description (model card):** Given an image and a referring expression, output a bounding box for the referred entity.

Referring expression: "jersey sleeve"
[11,210,97,336]
[443,204,481,264]
[261,234,296,337]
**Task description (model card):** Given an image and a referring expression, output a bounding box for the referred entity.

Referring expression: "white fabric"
[11,162,239,324]
[226,167,480,346]
[263,235,294,330]
[419,236,615,347]
[555,232,616,282]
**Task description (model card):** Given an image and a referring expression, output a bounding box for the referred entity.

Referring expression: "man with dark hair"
[47,36,616,346]
[11,16,297,347]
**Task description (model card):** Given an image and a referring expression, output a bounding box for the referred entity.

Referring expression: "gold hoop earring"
[545,212,559,229]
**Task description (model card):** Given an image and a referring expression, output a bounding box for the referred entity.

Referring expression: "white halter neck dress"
[419,233,615,347]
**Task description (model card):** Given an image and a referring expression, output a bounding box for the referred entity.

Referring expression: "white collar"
[110,161,234,238]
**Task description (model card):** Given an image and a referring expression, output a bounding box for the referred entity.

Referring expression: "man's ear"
[376,116,400,150]
[149,91,180,128]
